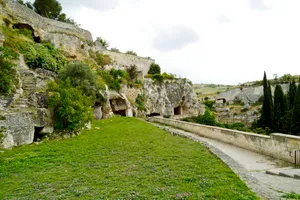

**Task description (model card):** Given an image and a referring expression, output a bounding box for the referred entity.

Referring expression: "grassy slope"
[0,117,257,199]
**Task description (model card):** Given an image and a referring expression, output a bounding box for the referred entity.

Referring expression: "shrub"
[47,80,93,131]
[0,46,18,95]
[110,47,120,53]
[196,109,218,126]
[126,65,137,80]
[58,62,106,105]
[136,94,146,111]
[162,72,175,80]
[126,50,137,56]
[96,53,112,67]
[2,26,33,52]
[95,37,109,48]
[152,74,164,82]
[148,63,161,75]
[204,100,214,110]
[98,69,128,91]
[23,43,66,72]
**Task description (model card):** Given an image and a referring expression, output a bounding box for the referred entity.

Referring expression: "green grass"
[0,117,257,199]
[282,192,300,199]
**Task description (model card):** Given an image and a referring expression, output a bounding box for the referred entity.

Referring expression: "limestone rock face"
[93,106,103,120]
[0,111,34,149]
[142,79,203,117]
[2,0,93,57]
[217,84,290,104]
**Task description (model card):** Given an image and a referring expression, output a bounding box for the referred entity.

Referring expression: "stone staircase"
[11,72,37,109]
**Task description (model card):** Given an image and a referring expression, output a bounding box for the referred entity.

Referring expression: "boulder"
[0,111,34,149]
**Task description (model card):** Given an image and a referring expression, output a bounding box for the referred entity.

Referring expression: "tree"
[258,72,273,131]
[17,0,34,9]
[148,63,161,75]
[291,83,300,136]
[273,85,287,133]
[58,62,106,105]
[47,80,93,131]
[287,79,297,110]
[33,0,62,19]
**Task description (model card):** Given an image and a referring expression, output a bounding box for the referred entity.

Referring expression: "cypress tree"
[259,72,273,131]
[284,79,296,134]
[291,83,300,136]
[287,79,296,110]
[273,85,287,133]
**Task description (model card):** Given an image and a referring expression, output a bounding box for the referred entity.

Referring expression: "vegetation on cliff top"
[0,117,257,199]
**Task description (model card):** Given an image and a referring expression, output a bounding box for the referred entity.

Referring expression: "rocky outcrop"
[1,0,93,57]
[143,78,203,117]
[217,84,290,105]
[0,111,34,149]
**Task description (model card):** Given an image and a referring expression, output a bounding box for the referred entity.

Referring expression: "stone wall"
[2,0,93,56]
[150,117,300,164]
[102,51,154,76]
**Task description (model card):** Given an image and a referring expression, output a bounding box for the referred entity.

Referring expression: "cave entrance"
[174,106,182,115]
[148,113,161,117]
[110,98,127,117]
[13,23,41,43]
[33,127,44,142]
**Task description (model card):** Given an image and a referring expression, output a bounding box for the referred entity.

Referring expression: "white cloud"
[27,0,300,84]
[153,25,199,52]
[249,0,269,10]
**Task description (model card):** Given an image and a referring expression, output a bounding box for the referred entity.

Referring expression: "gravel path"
[149,122,300,200]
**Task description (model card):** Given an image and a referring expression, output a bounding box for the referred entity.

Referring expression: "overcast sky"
[30,0,300,84]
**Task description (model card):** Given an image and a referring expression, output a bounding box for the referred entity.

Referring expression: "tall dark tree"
[291,83,300,136]
[283,79,297,134]
[273,85,287,133]
[259,72,273,131]
[287,79,297,110]
[33,0,62,19]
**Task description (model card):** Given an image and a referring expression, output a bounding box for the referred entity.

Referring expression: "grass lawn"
[0,117,257,199]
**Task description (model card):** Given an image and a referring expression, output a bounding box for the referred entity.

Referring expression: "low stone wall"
[102,51,154,76]
[151,117,300,164]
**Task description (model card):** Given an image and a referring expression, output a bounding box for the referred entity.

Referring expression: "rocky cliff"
[0,0,202,149]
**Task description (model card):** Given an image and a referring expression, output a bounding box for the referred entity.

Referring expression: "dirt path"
[150,122,300,200]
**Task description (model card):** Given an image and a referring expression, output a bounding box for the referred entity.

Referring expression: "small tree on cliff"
[148,63,161,75]
[33,0,62,19]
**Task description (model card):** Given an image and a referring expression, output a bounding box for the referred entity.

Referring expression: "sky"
[29,0,300,84]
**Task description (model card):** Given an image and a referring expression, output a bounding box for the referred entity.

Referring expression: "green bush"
[98,69,128,91]
[23,43,66,72]
[95,37,109,48]
[126,50,137,56]
[95,53,112,67]
[127,65,137,80]
[152,74,164,82]
[148,63,161,75]
[47,80,93,131]
[0,46,18,95]
[136,94,146,111]
[204,100,214,110]
[162,72,175,80]
[58,62,106,105]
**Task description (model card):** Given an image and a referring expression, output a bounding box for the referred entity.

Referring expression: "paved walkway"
[150,122,300,200]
